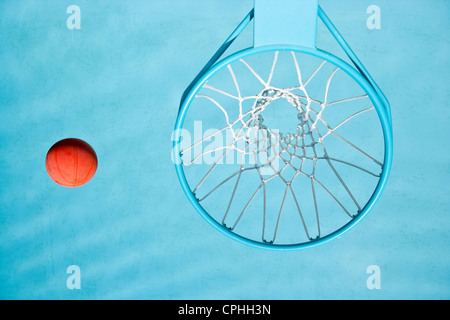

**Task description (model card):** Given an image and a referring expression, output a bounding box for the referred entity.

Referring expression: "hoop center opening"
[256,89,305,136]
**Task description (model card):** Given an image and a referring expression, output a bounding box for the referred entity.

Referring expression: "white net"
[179,50,385,245]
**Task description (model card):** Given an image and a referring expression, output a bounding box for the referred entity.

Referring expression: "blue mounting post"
[254,0,318,48]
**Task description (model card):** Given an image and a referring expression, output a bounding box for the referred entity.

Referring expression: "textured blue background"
[0,0,449,299]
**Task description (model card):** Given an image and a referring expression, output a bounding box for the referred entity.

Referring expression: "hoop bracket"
[253,0,318,48]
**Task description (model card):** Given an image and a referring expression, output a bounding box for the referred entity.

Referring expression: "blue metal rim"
[174,45,393,251]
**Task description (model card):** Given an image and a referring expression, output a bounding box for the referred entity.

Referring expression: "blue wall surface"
[0,0,449,299]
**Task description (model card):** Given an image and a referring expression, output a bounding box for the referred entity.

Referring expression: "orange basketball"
[45,138,98,187]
